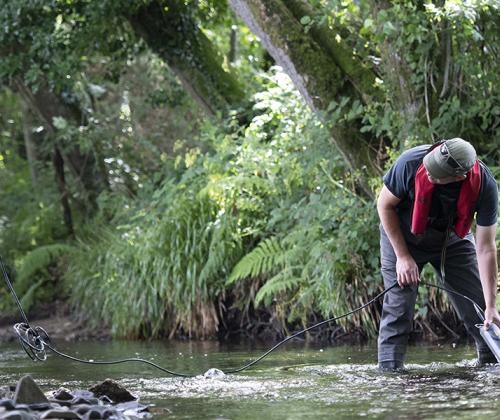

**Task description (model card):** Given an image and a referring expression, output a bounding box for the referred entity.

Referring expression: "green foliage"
[16,243,73,293]
[228,185,381,334]
[0,241,72,315]
[64,68,343,338]
[229,237,285,283]
[317,0,499,162]
[1,0,498,342]
[66,177,244,338]
[0,90,68,252]
[16,243,73,312]
[0,0,139,90]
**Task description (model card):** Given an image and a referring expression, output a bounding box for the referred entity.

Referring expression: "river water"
[1,339,499,419]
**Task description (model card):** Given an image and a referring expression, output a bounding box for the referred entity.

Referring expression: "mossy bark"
[231,0,342,111]
[230,0,382,197]
[128,1,247,116]
[285,0,381,103]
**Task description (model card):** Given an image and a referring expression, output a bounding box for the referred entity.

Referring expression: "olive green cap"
[423,138,476,179]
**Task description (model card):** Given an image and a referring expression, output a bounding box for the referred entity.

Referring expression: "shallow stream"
[1,339,499,419]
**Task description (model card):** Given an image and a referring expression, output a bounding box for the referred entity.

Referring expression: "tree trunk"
[369,0,424,146]
[52,145,75,237]
[21,100,39,188]
[285,0,381,103]
[229,26,238,64]
[229,0,384,197]
[13,78,107,214]
[128,0,248,116]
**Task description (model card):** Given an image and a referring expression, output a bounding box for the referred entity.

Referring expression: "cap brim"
[423,151,454,179]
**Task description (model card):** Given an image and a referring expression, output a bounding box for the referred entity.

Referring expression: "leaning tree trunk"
[229,0,385,197]
[128,0,248,116]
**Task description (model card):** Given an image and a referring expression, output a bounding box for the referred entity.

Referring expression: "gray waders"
[378,224,495,366]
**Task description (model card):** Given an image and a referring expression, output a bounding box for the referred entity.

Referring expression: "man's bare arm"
[377,185,419,286]
[476,224,500,327]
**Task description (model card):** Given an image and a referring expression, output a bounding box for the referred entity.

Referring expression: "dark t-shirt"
[383,145,498,232]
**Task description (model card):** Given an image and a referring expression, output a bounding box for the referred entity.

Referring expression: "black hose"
[0,255,31,326]
[0,254,485,377]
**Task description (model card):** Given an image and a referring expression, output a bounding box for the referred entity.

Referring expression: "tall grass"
[66,179,243,338]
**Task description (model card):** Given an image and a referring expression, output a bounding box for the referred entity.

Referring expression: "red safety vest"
[411,160,481,238]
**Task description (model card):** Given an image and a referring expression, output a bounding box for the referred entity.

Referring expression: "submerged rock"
[27,403,51,411]
[88,379,136,403]
[0,409,36,420]
[39,407,80,419]
[13,376,49,405]
[115,401,151,417]
[0,387,14,401]
[203,368,226,379]
[51,388,74,401]
[0,401,15,411]
[48,388,99,408]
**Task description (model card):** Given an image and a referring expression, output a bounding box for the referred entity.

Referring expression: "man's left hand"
[484,307,500,329]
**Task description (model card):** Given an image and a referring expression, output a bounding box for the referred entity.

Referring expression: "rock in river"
[13,376,49,405]
[0,377,150,419]
[88,379,136,403]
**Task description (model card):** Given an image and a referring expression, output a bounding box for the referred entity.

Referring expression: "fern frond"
[254,269,303,306]
[19,279,44,313]
[16,244,73,294]
[227,237,285,284]
[199,214,243,285]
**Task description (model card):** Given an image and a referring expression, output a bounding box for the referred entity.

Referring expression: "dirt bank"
[0,315,111,343]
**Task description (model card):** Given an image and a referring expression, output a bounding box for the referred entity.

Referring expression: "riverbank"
[0,298,467,345]
[0,315,111,343]
[0,310,468,345]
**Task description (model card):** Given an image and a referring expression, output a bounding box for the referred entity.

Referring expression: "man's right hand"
[396,255,420,287]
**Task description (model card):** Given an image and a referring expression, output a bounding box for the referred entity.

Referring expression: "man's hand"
[396,255,420,287]
[484,307,500,329]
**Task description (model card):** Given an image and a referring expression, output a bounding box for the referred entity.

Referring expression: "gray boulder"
[13,376,48,405]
